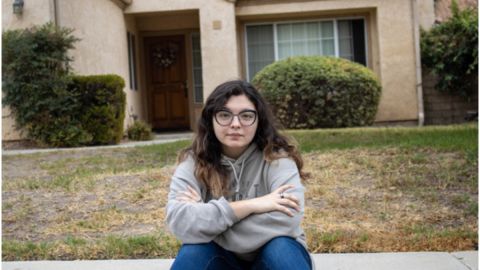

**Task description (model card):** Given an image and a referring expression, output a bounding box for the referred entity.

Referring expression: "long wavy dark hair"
[178,80,307,198]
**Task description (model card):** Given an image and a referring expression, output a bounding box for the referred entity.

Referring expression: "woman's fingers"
[280,198,300,212]
[176,195,194,202]
[282,193,300,211]
[176,186,202,203]
[181,190,196,200]
[187,185,199,197]
[277,205,294,217]
[275,184,295,194]
[281,193,300,206]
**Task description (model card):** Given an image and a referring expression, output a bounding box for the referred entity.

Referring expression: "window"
[245,18,367,81]
[127,32,138,90]
[246,25,275,84]
[192,33,203,104]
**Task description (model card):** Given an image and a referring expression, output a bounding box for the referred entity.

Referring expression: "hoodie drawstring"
[226,158,246,200]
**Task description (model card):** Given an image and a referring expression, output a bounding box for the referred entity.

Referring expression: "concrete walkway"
[2,132,194,156]
[2,251,477,270]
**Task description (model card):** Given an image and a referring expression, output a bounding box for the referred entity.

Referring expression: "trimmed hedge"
[252,56,381,129]
[70,75,126,145]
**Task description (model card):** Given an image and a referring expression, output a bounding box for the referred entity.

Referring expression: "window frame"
[127,31,138,91]
[191,32,204,104]
[244,16,369,81]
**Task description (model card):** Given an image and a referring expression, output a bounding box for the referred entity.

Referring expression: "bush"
[2,22,90,146]
[70,75,126,145]
[252,56,381,129]
[127,120,153,141]
[2,23,126,147]
[421,0,478,98]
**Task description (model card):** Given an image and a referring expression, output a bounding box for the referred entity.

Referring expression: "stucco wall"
[57,0,127,76]
[124,15,144,127]
[2,0,54,29]
[125,0,241,100]
[417,0,435,30]
[236,0,421,122]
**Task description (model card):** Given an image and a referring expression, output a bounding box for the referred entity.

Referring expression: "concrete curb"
[3,251,477,270]
[2,133,193,156]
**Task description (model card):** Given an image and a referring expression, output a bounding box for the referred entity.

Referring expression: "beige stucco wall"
[2,0,54,29]
[125,0,241,100]
[124,15,144,127]
[417,0,435,30]
[236,0,421,122]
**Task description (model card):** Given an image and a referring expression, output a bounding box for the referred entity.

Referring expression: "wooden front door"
[145,35,189,130]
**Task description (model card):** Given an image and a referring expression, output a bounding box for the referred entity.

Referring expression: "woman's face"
[213,94,258,159]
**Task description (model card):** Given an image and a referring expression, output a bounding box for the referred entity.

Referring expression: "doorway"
[144,35,190,131]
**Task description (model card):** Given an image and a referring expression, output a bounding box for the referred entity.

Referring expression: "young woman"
[166,80,312,270]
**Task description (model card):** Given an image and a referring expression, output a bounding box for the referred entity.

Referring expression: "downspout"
[411,0,425,126]
[51,0,58,26]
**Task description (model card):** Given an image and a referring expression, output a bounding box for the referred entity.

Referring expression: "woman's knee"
[177,242,218,258]
[255,237,311,270]
[261,236,297,256]
[171,242,220,269]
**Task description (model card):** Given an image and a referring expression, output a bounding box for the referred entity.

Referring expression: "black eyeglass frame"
[214,109,258,127]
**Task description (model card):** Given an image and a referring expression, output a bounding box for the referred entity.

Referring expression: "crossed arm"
[177,184,300,220]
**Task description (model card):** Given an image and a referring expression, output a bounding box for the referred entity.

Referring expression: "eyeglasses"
[214,109,257,126]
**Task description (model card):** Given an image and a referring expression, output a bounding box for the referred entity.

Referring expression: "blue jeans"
[170,236,312,270]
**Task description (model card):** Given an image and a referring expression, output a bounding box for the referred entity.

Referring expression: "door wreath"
[152,43,178,68]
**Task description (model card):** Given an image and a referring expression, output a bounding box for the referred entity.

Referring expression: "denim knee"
[254,236,312,270]
[171,242,219,270]
[171,242,243,270]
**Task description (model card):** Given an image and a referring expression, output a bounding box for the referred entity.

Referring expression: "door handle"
[184,80,188,97]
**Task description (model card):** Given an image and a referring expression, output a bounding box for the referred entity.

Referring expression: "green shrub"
[421,0,478,98]
[2,23,126,147]
[2,22,90,146]
[71,75,126,145]
[252,56,381,129]
[127,120,153,141]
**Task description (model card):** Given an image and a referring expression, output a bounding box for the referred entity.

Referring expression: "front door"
[145,35,189,130]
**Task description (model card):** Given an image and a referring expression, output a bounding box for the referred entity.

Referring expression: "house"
[2,0,443,141]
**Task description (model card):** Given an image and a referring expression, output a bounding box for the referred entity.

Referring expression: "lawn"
[2,123,477,260]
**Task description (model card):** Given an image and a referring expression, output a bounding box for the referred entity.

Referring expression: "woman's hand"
[251,184,300,217]
[230,184,300,220]
[176,185,202,203]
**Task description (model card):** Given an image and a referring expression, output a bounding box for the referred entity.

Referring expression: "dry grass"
[302,148,477,253]
[2,126,477,260]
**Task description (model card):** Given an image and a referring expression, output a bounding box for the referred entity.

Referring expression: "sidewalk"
[2,251,477,270]
[2,132,194,156]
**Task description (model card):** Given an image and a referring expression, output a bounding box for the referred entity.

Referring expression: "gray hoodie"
[166,143,307,262]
